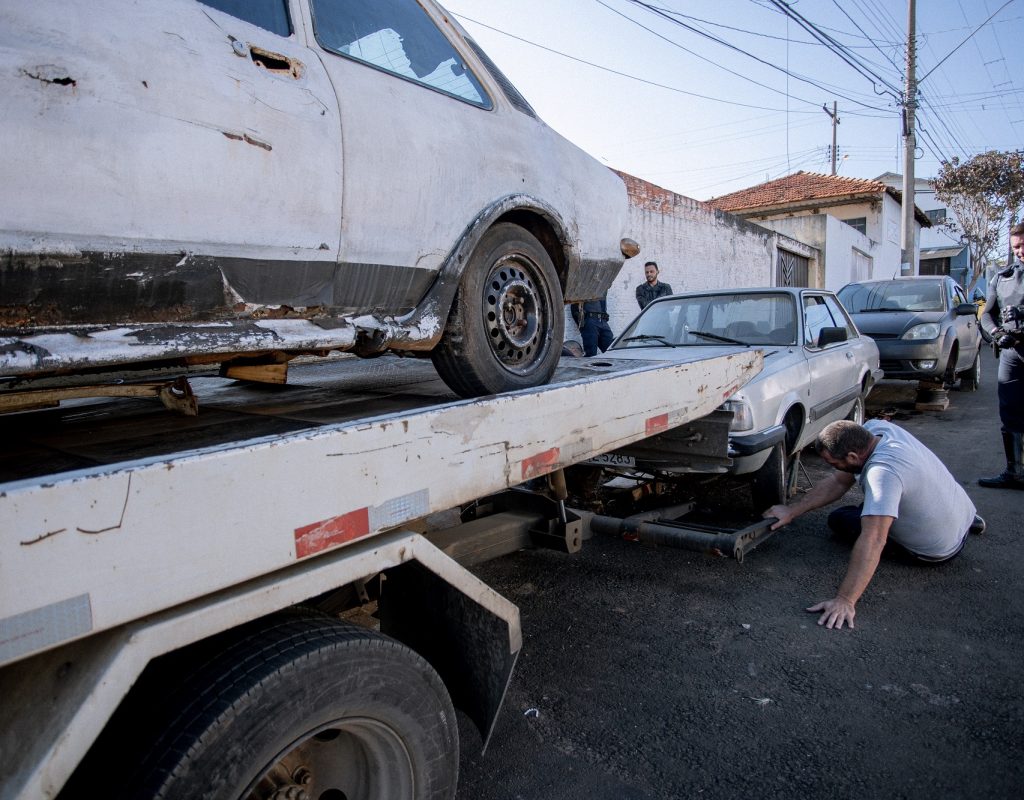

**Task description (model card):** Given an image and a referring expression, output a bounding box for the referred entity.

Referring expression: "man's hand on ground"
[807,597,856,629]
[764,505,795,530]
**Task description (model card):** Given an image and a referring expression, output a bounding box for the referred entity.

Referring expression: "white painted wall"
[604,175,818,336]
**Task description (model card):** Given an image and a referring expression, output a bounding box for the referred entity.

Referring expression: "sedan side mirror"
[955,302,978,316]
[817,326,849,347]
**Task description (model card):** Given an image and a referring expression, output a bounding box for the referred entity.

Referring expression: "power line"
[641,3,887,49]
[766,0,903,99]
[831,0,903,74]
[618,0,895,112]
[920,0,1015,83]
[454,13,823,113]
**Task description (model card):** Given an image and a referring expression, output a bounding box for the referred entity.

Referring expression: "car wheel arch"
[395,195,575,345]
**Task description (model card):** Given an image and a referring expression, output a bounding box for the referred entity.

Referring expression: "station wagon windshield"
[839,281,945,313]
[613,293,799,348]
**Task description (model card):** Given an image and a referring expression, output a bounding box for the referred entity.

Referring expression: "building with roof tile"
[706,171,931,291]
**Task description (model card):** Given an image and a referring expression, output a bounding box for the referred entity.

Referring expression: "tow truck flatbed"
[0,350,760,800]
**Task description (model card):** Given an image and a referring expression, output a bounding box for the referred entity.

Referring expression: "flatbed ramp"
[1,351,760,667]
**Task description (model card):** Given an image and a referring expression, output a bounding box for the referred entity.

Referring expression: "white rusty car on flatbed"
[0,0,634,398]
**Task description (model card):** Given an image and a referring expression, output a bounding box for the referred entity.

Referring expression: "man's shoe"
[969,515,986,535]
[978,471,1024,489]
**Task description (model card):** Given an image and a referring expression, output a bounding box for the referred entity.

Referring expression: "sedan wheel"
[750,443,788,512]
[846,394,865,425]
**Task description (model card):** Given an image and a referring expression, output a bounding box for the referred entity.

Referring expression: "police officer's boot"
[978,431,1024,489]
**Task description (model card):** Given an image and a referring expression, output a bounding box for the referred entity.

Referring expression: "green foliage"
[934,150,1024,291]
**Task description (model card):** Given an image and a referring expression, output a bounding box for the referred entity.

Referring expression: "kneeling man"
[764,419,982,630]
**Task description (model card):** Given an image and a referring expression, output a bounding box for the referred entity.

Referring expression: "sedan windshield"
[612,293,798,347]
[839,281,945,313]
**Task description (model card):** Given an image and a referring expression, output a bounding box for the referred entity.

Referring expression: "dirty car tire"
[73,614,458,800]
[432,223,564,397]
[846,394,865,424]
[750,442,788,512]
[958,350,981,391]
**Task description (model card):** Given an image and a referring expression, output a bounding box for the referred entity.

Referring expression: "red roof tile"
[707,171,895,212]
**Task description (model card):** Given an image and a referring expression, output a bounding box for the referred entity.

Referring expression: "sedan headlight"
[722,399,754,432]
[902,323,940,340]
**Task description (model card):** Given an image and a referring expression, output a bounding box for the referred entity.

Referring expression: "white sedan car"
[0,0,634,399]
[596,287,882,509]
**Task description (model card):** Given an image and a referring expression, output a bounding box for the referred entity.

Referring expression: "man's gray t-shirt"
[858,419,976,558]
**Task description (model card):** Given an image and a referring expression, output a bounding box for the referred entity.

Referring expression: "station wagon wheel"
[433,223,564,397]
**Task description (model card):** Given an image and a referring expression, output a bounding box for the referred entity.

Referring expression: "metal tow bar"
[589,512,781,563]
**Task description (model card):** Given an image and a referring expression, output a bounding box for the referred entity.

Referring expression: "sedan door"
[800,293,865,439]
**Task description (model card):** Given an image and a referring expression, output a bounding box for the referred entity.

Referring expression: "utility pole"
[823,102,839,175]
[900,0,918,276]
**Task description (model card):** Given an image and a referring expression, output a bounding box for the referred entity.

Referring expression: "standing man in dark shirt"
[635,261,673,310]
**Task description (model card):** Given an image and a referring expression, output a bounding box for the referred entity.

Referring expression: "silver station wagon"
[593,287,882,509]
[0,0,635,400]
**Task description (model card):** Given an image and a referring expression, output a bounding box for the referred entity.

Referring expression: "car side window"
[803,296,832,347]
[310,0,491,107]
[198,0,291,36]
[823,295,856,338]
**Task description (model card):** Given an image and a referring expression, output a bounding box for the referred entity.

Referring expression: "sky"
[440,0,1024,202]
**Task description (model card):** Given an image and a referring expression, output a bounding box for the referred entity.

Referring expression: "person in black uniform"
[576,295,614,356]
[979,221,1024,489]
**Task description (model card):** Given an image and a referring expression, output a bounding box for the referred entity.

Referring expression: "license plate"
[587,452,636,467]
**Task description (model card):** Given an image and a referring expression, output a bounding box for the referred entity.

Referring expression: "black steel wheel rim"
[483,254,549,372]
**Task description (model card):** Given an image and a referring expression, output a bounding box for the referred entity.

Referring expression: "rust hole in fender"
[249,46,303,79]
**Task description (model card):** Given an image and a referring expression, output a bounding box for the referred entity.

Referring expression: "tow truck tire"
[97,615,458,800]
[432,223,563,397]
[750,442,787,512]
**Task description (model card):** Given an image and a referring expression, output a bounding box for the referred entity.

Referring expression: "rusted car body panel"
[0,0,628,381]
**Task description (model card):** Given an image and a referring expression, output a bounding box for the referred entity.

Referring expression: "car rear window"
[839,282,946,313]
[199,0,292,37]
[310,0,491,107]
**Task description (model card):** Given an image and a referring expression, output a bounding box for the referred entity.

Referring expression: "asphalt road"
[455,358,1024,799]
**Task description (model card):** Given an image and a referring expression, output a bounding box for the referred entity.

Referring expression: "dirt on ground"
[455,365,1024,799]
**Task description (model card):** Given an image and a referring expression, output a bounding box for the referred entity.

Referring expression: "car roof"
[842,276,947,286]
[658,287,829,300]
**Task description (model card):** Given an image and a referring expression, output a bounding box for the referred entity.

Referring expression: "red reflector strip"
[722,383,740,399]
[521,447,560,480]
[295,507,370,559]
[645,413,670,436]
